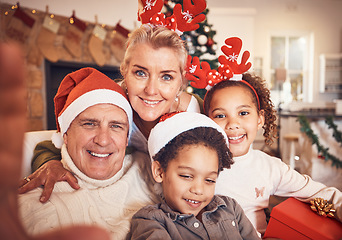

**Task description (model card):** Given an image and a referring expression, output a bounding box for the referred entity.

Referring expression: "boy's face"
[207,86,264,157]
[152,144,219,217]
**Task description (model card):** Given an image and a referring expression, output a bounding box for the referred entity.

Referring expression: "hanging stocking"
[88,24,107,66]
[36,15,60,62]
[63,11,86,58]
[110,22,130,62]
[5,3,35,54]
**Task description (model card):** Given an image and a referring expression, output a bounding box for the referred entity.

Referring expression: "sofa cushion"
[22,130,55,177]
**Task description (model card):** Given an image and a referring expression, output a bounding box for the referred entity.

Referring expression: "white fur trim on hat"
[52,89,132,149]
[148,112,228,160]
[51,131,64,149]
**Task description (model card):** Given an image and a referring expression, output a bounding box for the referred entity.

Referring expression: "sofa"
[22,130,55,178]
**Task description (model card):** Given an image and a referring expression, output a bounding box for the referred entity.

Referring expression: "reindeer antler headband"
[186,37,260,110]
[138,0,206,35]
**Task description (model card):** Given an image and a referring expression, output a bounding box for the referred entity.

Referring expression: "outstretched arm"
[0,40,110,240]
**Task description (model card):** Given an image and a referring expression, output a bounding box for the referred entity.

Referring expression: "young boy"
[128,112,260,239]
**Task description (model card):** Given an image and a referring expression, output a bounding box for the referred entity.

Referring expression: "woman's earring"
[175,91,181,102]
[122,81,128,94]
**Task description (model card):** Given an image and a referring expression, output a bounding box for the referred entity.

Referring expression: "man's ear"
[151,161,164,183]
[63,132,68,145]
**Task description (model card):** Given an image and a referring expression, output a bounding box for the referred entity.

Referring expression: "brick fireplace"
[0,3,127,132]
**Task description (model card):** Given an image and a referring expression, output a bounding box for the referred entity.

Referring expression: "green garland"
[325,116,342,145]
[297,115,342,168]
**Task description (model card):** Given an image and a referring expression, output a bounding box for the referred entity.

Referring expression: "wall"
[1,0,139,30]
[207,0,342,103]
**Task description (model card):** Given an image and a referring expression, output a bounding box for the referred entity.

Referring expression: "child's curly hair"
[203,73,278,146]
[153,127,233,172]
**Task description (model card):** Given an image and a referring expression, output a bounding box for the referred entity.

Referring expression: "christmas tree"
[163,0,218,98]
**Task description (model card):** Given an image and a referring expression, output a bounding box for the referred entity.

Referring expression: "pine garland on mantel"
[297,115,342,168]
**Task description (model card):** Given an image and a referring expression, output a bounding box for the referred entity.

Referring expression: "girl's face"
[125,43,183,123]
[152,144,218,217]
[207,86,264,157]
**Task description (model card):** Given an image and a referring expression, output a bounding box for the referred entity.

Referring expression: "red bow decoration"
[186,37,252,89]
[159,111,184,122]
[138,0,206,34]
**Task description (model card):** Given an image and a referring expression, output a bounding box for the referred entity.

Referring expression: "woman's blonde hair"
[120,24,188,89]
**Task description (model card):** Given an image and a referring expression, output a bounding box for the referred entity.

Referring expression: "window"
[270,33,311,106]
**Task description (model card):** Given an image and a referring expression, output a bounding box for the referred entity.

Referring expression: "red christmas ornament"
[206,38,214,47]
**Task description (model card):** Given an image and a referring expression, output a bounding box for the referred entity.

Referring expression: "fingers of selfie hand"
[34,225,110,240]
[0,42,26,190]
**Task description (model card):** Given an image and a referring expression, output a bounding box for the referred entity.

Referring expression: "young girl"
[128,112,261,239]
[187,37,342,235]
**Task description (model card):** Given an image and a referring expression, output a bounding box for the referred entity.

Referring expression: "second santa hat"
[148,111,229,159]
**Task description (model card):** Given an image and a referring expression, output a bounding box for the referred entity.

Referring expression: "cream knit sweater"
[19,145,157,240]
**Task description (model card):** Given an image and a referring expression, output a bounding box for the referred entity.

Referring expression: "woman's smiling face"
[124,43,183,123]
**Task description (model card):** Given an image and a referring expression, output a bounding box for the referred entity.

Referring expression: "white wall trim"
[210,8,257,16]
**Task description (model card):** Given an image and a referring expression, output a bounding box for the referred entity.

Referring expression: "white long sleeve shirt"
[215,147,342,234]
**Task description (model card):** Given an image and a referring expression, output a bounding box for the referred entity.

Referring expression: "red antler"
[186,55,211,89]
[218,37,251,74]
[138,0,164,24]
[173,0,206,32]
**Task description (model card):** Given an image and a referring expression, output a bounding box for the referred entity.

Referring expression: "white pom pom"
[51,132,64,149]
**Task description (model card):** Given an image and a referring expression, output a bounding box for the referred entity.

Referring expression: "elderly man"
[18,68,157,239]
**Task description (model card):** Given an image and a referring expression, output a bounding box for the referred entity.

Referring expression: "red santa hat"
[51,67,132,148]
[148,111,229,159]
